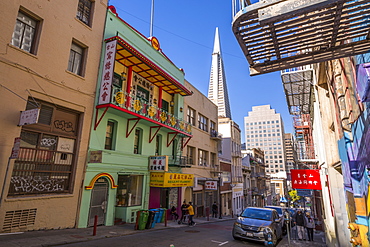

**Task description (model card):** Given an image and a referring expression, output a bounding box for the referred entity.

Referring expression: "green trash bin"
[161,208,167,223]
[138,210,149,230]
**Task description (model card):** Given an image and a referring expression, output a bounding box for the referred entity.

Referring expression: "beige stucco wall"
[181,80,220,200]
[0,0,108,231]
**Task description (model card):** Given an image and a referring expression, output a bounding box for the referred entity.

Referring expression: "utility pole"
[218,174,222,219]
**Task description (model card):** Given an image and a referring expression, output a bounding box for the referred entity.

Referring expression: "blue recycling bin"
[149,209,159,228]
[156,208,164,223]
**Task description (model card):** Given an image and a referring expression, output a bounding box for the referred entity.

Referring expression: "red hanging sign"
[291,169,322,190]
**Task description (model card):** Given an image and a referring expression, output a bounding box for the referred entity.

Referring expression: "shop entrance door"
[88,177,108,226]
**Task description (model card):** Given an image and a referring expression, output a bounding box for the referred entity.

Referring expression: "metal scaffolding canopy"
[232,0,370,76]
[281,65,314,115]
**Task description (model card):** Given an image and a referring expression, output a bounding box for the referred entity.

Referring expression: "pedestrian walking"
[187,202,196,226]
[306,212,315,241]
[180,201,188,223]
[212,202,218,218]
[171,206,179,221]
[293,209,307,241]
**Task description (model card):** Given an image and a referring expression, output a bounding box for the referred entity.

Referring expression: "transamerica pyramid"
[207,27,232,119]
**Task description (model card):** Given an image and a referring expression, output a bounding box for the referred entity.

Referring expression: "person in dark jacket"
[180,201,188,223]
[212,202,218,218]
[293,210,307,241]
[305,212,315,241]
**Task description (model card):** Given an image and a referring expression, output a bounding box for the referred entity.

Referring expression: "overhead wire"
[113,6,245,60]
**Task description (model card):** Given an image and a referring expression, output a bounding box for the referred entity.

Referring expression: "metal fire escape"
[232,0,370,76]
[280,63,318,168]
[293,114,317,168]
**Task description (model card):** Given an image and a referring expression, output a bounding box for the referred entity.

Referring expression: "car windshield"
[241,208,272,221]
[266,207,282,215]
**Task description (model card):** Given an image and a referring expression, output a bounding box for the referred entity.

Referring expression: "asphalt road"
[59,220,268,247]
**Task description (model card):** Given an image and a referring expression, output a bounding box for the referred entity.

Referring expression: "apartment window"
[161,99,169,112]
[198,149,208,166]
[134,128,142,154]
[210,121,216,133]
[12,10,41,54]
[77,0,93,26]
[68,42,86,76]
[210,152,216,167]
[187,146,195,165]
[187,107,195,125]
[105,120,116,150]
[198,114,208,132]
[116,175,143,207]
[155,135,162,155]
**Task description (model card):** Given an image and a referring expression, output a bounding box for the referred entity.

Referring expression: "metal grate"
[3,209,37,232]
[232,0,370,75]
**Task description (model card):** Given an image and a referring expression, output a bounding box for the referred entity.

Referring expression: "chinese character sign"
[98,40,117,105]
[291,169,322,190]
[149,156,168,172]
[205,181,217,190]
[149,172,193,187]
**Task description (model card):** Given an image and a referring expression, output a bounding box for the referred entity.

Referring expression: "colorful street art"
[338,64,370,246]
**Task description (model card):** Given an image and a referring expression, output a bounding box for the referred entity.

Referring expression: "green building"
[78,6,193,228]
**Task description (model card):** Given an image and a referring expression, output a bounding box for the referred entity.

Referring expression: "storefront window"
[116,175,143,207]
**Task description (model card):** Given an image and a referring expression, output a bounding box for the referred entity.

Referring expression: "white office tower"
[244,105,286,177]
[208,27,232,119]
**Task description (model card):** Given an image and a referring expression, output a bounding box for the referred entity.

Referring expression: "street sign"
[10,137,21,159]
[18,108,39,126]
[291,169,322,190]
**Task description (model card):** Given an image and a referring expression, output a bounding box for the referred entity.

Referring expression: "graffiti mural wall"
[338,63,370,246]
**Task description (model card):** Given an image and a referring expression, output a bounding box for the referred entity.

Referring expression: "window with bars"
[187,107,195,125]
[77,0,93,26]
[9,130,76,196]
[68,42,86,76]
[198,114,208,132]
[8,99,79,196]
[11,10,41,54]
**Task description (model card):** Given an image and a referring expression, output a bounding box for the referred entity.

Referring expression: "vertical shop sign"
[98,40,117,105]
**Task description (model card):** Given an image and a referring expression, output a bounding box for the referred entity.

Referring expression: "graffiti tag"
[54,120,74,133]
[40,138,57,147]
[10,176,65,193]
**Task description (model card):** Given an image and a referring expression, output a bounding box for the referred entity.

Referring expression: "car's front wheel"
[264,232,277,247]
[232,229,241,240]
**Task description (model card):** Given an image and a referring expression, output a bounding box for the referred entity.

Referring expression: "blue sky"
[109,0,294,142]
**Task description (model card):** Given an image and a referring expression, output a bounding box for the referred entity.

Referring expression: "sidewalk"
[277,229,327,247]
[0,215,235,247]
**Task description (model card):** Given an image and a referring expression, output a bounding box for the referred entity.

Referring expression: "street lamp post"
[218,174,222,219]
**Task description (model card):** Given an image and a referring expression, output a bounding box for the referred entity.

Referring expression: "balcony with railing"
[210,130,223,140]
[95,28,193,140]
[168,155,193,167]
[108,87,192,135]
[232,0,370,75]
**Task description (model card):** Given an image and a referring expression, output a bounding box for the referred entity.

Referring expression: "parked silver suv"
[232,207,283,246]
[264,205,290,235]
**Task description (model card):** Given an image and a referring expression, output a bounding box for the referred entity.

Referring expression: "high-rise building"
[244,105,286,176]
[208,27,232,119]
[208,28,243,216]
[284,133,297,176]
